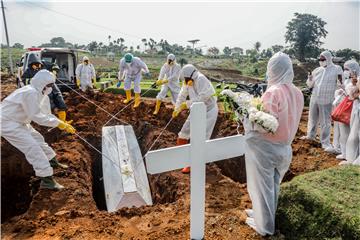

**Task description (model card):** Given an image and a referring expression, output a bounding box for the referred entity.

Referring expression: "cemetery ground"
[1,73,358,239]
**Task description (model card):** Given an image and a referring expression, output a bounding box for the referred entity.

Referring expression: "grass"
[276,165,360,239]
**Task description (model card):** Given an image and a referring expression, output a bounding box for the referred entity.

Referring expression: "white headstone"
[102,125,152,212]
[145,102,246,239]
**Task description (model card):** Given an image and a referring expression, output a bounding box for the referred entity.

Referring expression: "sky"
[1,0,359,52]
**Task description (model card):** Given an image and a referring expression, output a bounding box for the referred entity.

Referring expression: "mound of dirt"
[1,82,340,239]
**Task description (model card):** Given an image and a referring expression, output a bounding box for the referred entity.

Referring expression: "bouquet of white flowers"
[220,89,279,134]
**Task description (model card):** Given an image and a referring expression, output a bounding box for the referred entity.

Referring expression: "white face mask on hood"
[343,70,350,80]
[319,61,327,67]
[43,87,53,95]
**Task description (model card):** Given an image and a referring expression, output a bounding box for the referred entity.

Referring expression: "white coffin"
[102,125,153,212]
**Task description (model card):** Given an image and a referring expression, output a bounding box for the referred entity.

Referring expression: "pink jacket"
[260,84,304,145]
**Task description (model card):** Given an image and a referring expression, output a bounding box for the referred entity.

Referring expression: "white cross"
[145,102,246,240]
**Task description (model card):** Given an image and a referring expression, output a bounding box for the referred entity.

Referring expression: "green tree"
[254,41,261,52]
[12,43,24,49]
[87,41,98,53]
[231,47,243,57]
[141,38,147,52]
[261,48,273,58]
[285,13,328,61]
[223,46,231,56]
[208,47,220,56]
[335,48,360,61]
[271,45,284,53]
[50,37,66,47]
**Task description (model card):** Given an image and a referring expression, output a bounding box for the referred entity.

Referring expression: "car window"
[42,57,54,64]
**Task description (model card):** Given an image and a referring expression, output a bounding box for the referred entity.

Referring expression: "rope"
[48,81,174,170]
[144,117,174,155]
[56,79,129,125]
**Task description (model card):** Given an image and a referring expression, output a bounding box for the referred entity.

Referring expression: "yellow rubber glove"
[172,110,179,118]
[57,111,66,122]
[172,102,188,118]
[58,111,73,124]
[156,79,169,86]
[76,78,81,87]
[58,121,76,134]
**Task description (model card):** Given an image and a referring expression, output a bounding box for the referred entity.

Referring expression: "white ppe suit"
[0,70,60,177]
[344,60,360,165]
[245,52,304,236]
[75,63,96,91]
[156,62,181,103]
[118,57,149,93]
[305,51,343,149]
[333,60,360,157]
[175,67,218,140]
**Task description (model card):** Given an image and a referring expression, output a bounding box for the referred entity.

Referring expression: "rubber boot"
[50,157,68,169]
[123,90,132,104]
[153,100,161,115]
[133,93,141,108]
[176,138,190,174]
[40,176,65,190]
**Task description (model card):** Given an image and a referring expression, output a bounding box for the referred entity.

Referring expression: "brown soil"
[1,74,340,239]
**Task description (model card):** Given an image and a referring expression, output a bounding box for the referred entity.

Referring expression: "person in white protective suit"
[153,54,181,115]
[118,53,151,108]
[0,70,76,190]
[172,64,218,174]
[244,52,304,236]
[301,51,343,152]
[75,56,96,92]
[340,66,360,166]
[333,60,360,159]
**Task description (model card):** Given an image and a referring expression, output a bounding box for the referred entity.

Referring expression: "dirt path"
[1,76,340,239]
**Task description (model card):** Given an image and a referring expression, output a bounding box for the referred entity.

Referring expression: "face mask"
[126,62,131,67]
[343,70,350,80]
[43,87,52,95]
[319,61,327,67]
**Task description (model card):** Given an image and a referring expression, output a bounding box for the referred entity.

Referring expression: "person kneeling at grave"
[244,52,304,236]
[0,70,76,190]
[172,64,218,174]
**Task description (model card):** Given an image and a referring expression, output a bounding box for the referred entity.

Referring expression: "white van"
[16,48,89,91]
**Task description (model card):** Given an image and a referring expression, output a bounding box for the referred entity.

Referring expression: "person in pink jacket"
[244,52,304,236]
